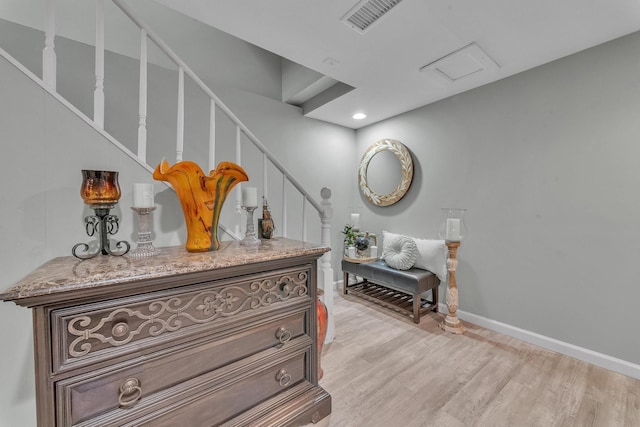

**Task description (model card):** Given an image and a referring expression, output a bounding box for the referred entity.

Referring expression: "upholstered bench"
[342,259,439,323]
[341,231,447,323]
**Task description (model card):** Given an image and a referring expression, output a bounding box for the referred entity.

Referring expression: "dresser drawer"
[55,311,308,426]
[134,347,310,427]
[51,265,311,372]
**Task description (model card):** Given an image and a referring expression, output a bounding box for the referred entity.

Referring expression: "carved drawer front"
[55,312,308,426]
[135,348,310,427]
[52,266,310,371]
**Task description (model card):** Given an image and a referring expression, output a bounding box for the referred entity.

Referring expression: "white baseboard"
[439,303,640,380]
[336,278,639,379]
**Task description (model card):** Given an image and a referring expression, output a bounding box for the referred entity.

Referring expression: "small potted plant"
[342,224,358,259]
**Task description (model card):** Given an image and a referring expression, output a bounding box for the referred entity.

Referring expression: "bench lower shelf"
[345,280,437,322]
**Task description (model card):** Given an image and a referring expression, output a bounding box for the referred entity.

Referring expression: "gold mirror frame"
[358,139,413,206]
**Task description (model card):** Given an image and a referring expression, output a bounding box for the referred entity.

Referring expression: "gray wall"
[356,31,640,365]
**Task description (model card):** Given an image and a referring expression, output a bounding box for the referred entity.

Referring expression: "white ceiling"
[154,0,640,129]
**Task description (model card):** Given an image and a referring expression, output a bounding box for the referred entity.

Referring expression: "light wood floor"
[316,293,640,427]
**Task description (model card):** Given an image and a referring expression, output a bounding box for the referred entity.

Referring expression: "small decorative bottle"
[258,197,275,239]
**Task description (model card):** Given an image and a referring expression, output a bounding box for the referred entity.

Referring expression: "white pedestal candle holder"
[129,207,160,257]
[240,206,261,247]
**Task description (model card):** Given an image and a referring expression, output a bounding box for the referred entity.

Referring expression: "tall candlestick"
[133,183,154,208]
[242,187,258,207]
[440,241,465,334]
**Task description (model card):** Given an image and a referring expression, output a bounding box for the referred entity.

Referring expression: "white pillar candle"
[370,245,378,259]
[133,183,154,208]
[242,187,258,207]
[445,218,461,241]
[350,213,360,229]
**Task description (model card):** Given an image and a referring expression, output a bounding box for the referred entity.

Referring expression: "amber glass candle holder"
[80,170,121,207]
[72,170,130,259]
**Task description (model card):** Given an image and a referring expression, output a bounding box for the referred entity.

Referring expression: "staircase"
[0,0,335,341]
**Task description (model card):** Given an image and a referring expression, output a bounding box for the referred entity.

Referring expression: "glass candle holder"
[240,206,261,247]
[439,208,467,242]
[80,170,121,207]
[129,207,160,257]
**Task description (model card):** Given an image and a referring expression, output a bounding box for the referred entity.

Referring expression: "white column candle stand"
[129,207,160,257]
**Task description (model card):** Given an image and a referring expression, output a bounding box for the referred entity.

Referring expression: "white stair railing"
[93,0,105,128]
[32,0,335,342]
[137,29,148,163]
[42,0,56,89]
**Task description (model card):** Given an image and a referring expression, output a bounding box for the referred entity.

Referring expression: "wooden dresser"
[1,239,331,427]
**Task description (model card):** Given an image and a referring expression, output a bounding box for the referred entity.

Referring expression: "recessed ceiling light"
[353,113,366,120]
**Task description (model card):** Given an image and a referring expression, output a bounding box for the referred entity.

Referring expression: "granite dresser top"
[1,238,330,303]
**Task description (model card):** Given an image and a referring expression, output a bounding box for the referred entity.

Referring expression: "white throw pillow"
[382,231,448,281]
[382,235,418,270]
[412,237,448,282]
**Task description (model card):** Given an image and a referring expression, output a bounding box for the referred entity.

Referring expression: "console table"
[1,239,331,427]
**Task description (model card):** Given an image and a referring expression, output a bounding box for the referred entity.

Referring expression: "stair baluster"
[137,29,148,162]
[43,0,56,89]
[94,0,105,128]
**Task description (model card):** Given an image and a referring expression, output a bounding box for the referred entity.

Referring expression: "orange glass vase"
[153,160,248,252]
[317,289,328,380]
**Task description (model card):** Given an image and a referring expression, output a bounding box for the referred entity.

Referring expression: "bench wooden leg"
[413,294,420,323]
[343,272,349,294]
[433,286,438,312]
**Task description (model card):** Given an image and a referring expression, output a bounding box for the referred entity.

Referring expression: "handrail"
[112,0,324,215]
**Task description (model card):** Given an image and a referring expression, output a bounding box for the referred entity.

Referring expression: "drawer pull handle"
[276,368,292,387]
[118,378,142,408]
[112,322,129,338]
[276,326,292,344]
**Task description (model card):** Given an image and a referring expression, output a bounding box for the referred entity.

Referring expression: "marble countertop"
[1,238,330,302]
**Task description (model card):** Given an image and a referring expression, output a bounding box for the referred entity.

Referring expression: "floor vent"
[341,0,403,34]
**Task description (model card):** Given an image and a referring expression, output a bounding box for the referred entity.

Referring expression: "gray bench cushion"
[341,259,438,295]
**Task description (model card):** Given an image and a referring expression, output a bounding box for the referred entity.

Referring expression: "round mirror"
[358,139,413,206]
[367,149,402,195]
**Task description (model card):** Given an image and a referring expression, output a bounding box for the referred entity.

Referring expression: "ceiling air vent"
[419,43,500,84]
[341,0,403,34]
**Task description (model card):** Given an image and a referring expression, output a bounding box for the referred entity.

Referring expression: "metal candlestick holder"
[240,206,261,247]
[72,204,130,259]
[129,207,160,257]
